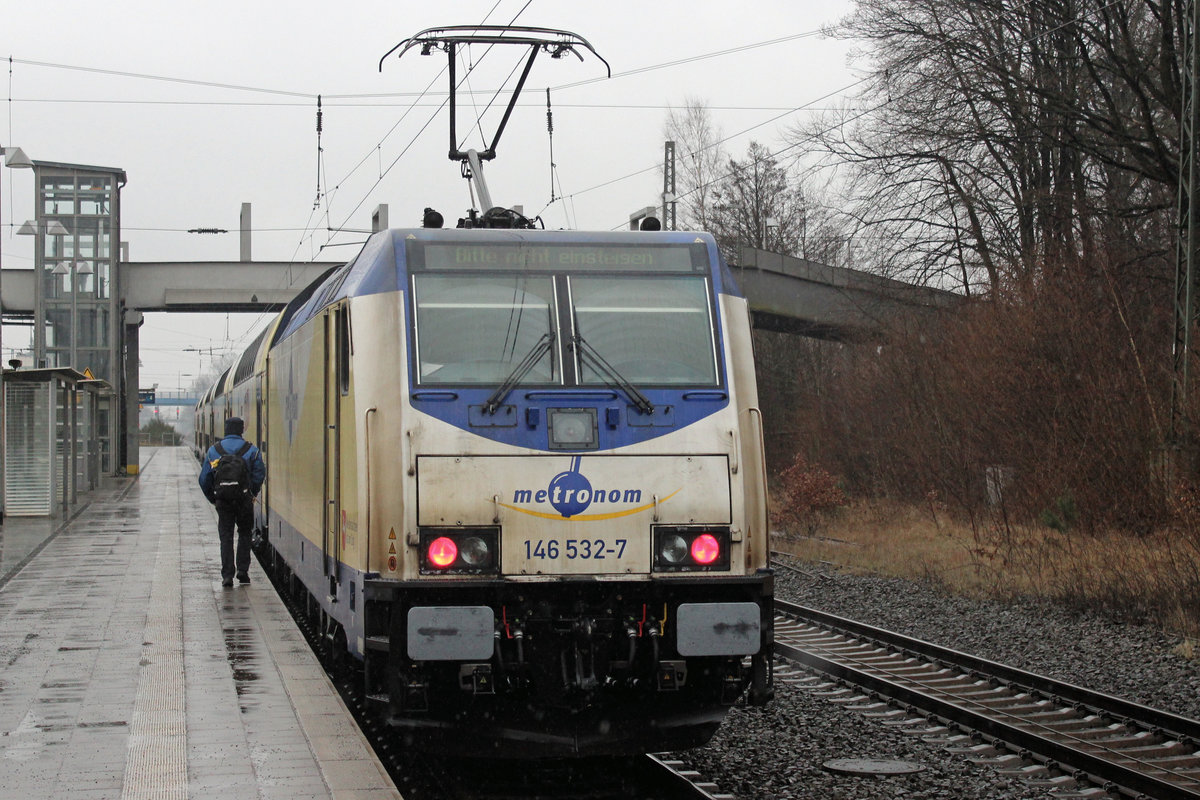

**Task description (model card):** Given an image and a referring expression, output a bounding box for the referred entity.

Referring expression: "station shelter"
[3,367,111,517]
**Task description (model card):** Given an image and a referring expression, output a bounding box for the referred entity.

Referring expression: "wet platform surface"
[0,446,401,799]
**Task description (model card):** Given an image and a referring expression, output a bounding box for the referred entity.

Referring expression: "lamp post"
[0,146,34,523]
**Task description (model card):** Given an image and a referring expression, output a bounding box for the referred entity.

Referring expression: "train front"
[364,228,773,756]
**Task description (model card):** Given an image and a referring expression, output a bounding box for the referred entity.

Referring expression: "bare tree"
[774,0,1185,532]
[794,0,1181,296]
[707,141,812,261]
[663,98,728,232]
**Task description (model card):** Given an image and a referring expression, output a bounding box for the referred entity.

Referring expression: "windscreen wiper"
[484,332,555,415]
[572,335,654,415]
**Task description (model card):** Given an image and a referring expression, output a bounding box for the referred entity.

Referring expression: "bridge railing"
[143,390,198,406]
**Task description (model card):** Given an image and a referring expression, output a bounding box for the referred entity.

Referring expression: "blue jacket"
[198,434,267,504]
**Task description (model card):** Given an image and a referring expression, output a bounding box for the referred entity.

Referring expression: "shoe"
[236,573,250,584]
[221,577,233,587]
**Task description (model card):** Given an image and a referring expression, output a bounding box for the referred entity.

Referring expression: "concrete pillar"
[372,204,389,233]
[69,382,77,507]
[240,203,252,261]
[60,380,69,516]
[123,310,142,475]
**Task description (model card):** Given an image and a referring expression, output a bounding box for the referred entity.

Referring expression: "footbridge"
[1,260,340,316]
[1,246,959,340]
[1,244,960,363]
[728,246,961,341]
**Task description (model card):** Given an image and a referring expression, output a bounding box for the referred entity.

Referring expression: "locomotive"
[194,26,773,757]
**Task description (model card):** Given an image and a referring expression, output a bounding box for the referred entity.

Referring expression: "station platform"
[0,446,401,799]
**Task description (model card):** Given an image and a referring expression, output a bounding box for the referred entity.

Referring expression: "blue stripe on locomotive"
[277,228,741,451]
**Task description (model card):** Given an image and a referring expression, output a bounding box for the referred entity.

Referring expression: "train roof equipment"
[380,26,611,229]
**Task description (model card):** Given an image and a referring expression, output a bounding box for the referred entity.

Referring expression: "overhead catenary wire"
[208,0,523,359]
[4,20,851,250]
[455,6,538,153]
[3,10,849,246]
[460,45,487,153]
[4,28,826,102]
[9,0,1087,235]
[5,56,318,98]
[2,28,825,103]
[8,14,843,269]
[6,97,851,113]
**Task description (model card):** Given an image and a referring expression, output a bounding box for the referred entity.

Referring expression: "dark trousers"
[216,497,254,578]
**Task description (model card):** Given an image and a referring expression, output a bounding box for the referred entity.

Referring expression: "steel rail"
[644,755,736,800]
[776,599,1200,742]
[775,599,1200,800]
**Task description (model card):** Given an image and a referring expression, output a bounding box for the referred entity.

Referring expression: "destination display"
[413,242,704,272]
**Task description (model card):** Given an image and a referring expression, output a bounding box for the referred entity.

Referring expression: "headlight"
[547,407,598,450]
[459,536,491,567]
[660,534,688,564]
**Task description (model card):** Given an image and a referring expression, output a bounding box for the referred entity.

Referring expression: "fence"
[138,433,182,447]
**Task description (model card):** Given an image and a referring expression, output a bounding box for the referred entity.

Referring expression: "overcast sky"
[1,0,858,394]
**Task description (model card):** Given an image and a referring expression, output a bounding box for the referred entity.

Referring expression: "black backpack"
[212,441,252,502]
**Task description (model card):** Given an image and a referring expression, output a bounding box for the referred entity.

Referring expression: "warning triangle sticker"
[388,528,397,540]
[388,543,397,554]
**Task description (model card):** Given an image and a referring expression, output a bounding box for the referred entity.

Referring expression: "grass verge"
[771,498,1200,650]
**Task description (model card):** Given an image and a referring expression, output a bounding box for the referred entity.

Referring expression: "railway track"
[413,754,735,799]
[775,598,1200,799]
[256,546,728,799]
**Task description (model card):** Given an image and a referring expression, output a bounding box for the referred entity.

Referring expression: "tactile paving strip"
[120,474,186,799]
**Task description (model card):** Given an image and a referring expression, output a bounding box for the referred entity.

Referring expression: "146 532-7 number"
[523,538,627,560]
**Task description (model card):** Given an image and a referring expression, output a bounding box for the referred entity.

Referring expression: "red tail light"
[418,527,501,574]
[690,533,720,565]
[427,536,458,569]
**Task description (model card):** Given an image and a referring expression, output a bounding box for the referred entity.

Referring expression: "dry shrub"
[772,455,848,536]
[1170,479,1200,532]
[783,260,1174,536]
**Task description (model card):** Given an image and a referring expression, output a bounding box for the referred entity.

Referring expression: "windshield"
[411,268,720,388]
[571,276,718,386]
[413,274,558,385]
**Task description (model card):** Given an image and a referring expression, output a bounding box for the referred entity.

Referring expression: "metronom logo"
[499,456,678,521]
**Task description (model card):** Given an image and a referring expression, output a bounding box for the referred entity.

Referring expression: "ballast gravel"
[673,556,1200,800]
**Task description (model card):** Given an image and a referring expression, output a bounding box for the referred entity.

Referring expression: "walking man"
[198,417,267,587]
